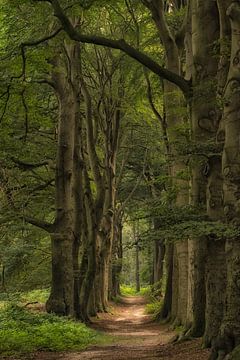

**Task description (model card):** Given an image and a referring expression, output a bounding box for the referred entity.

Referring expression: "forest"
[0,0,240,359]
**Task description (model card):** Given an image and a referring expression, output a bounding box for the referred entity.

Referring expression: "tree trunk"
[158,242,173,320]
[186,0,220,337]
[136,242,140,293]
[142,0,189,326]
[203,157,226,347]
[153,219,165,284]
[212,3,240,357]
[46,58,77,316]
[111,218,123,298]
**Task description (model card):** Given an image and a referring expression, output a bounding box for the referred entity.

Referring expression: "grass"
[20,288,50,303]
[120,284,150,296]
[0,302,110,355]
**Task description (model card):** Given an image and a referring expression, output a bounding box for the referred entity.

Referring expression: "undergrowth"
[145,300,163,315]
[120,285,150,296]
[0,288,50,307]
[144,282,163,317]
[0,304,109,355]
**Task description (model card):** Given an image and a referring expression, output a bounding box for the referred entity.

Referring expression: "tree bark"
[46,54,77,315]
[212,3,240,357]
[186,0,220,338]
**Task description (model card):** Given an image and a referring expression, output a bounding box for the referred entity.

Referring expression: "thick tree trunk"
[98,207,114,311]
[186,0,221,338]
[46,63,76,316]
[203,157,226,347]
[154,239,165,284]
[174,240,189,326]
[212,3,240,357]
[79,167,98,322]
[158,242,173,320]
[153,219,165,284]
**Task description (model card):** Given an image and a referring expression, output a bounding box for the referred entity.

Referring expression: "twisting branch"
[34,0,191,97]
[144,70,170,154]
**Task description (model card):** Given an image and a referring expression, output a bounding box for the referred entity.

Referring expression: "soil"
[1,296,211,360]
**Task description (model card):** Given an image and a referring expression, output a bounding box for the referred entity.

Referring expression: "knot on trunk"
[233,50,240,68]
[223,164,240,182]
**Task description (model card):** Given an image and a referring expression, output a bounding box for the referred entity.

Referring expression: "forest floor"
[25,295,210,360]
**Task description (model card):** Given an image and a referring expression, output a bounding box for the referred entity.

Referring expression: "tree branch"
[36,0,191,97]
[24,216,54,232]
[144,70,170,154]
[21,27,63,48]
[10,157,49,170]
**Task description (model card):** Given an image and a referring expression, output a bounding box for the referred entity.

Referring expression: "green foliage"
[0,304,108,355]
[145,300,163,316]
[20,288,50,304]
[145,219,240,243]
[120,285,138,296]
[0,288,49,306]
[120,284,150,296]
[144,282,163,316]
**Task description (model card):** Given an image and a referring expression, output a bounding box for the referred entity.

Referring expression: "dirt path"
[32,296,210,360]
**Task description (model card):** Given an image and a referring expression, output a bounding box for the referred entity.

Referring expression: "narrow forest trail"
[32,296,210,360]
